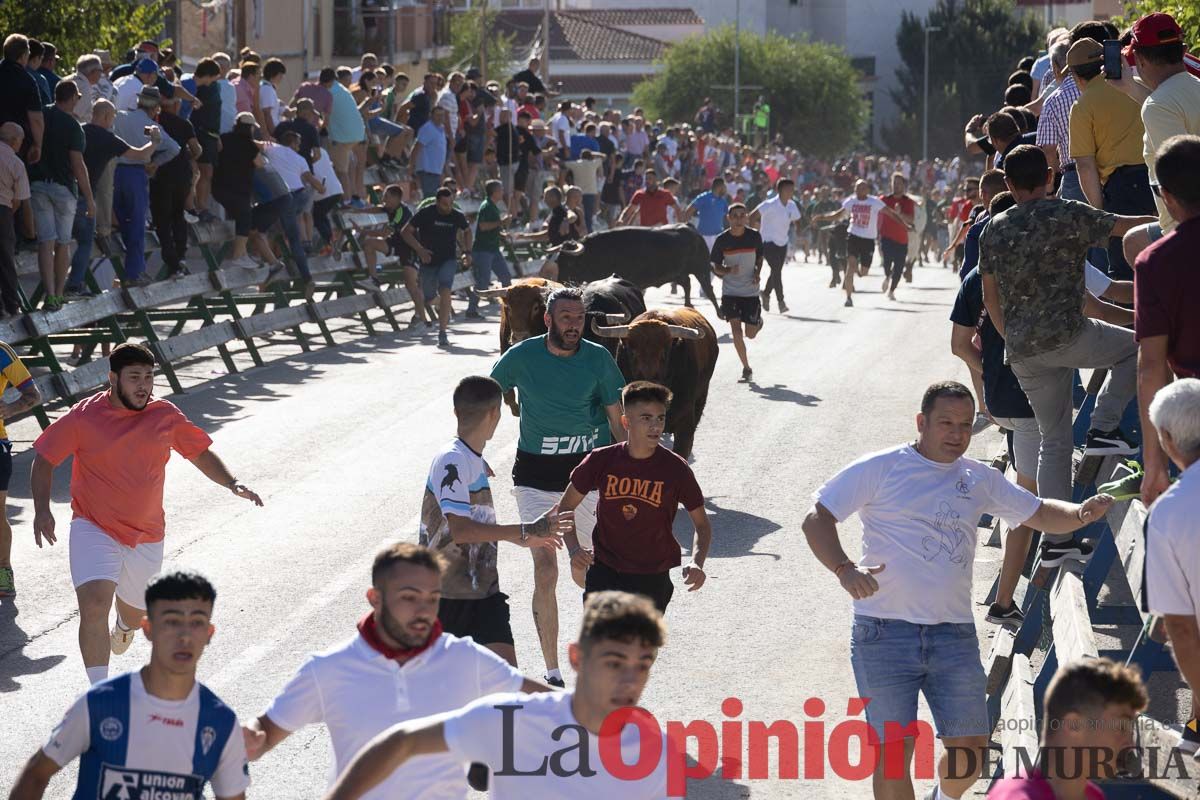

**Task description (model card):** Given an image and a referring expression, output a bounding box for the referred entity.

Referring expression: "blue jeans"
[1102,163,1155,281]
[467,250,511,312]
[1058,168,1108,272]
[67,196,96,291]
[280,189,312,280]
[420,259,458,301]
[113,164,149,279]
[849,615,989,742]
[417,171,441,199]
[582,194,597,233]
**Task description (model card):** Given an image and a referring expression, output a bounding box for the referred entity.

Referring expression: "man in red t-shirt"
[1133,134,1200,503]
[31,343,263,684]
[878,172,916,300]
[989,658,1145,800]
[559,381,711,611]
[617,168,678,227]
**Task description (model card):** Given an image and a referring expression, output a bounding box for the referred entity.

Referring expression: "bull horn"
[473,286,509,298]
[590,318,630,339]
[543,243,564,254]
[603,312,629,324]
[667,324,705,340]
[560,241,584,255]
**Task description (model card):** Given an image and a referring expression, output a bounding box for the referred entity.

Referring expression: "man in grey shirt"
[709,202,764,382]
[112,85,179,285]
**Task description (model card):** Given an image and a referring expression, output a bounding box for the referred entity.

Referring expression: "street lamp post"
[922,25,942,162]
[734,0,741,123]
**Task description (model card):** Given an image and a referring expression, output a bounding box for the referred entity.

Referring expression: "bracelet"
[226,478,239,490]
[834,560,855,578]
[568,546,580,558]
[519,523,529,542]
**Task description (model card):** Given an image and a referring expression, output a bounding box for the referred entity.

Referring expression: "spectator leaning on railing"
[1144,377,1200,756]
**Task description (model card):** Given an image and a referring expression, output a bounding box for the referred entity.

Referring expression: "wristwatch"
[519,523,529,543]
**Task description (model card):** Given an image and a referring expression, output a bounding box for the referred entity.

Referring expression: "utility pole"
[479,0,488,79]
[922,25,941,162]
[542,0,551,87]
[734,0,741,123]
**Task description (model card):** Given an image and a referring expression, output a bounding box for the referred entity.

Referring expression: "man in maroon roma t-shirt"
[558,380,712,611]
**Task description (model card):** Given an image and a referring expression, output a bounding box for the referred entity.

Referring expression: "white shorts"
[514,486,598,550]
[703,234,718,254]
[68,517,164,609]
[993,416,1041,481]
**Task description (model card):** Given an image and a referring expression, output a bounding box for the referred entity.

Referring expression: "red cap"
[1131,13,1184,47]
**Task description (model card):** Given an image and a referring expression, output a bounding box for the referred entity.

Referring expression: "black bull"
[581,276,647,355]
[554,225,720,316]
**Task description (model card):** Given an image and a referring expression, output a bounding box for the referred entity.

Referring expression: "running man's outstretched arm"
[324,722,449,800]
[445,510,566,549]
[8,750,60,799]
[30,454,56,547]
[189,449,264,506]
[682,505,711,591]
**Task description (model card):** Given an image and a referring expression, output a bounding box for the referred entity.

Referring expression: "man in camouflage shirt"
[979,145,1155,566]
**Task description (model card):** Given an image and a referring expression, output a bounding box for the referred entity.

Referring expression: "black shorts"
[0,440,11,492]
[584,561,674,613]
[847,234,875,266]
[196,131,219,166]
[438,592,514,646]
[720,295,762,327]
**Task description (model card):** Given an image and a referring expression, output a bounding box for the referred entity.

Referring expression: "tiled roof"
[571,8,704,27]
[493,9,670,63]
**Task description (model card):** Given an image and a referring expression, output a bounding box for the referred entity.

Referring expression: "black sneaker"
[1039,537,1094,568]
[467,763,489,791]
[1084,427,1139,457]
[986,602,1026,626]
[545,675,565,689]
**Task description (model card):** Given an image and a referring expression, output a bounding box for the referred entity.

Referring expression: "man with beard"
[323,591,668,800]
[244,543,554,800]
[490,288,625,687]
[29,343,263,684]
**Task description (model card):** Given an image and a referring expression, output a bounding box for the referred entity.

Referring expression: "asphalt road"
[0,257,1008,799]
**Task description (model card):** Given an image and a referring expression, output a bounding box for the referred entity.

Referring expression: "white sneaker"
[224,255,259,270]
[111,621,137,655]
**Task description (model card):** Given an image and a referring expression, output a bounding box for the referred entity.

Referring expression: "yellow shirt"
[1069,77,1146,182]
[1142,71,1200,232]
[0,342,32,440]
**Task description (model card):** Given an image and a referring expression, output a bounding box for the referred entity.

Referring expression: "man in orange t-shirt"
[31,342,263,684]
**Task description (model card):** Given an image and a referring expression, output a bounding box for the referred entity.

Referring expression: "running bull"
[591,307,718,459]
[540,225,720,317]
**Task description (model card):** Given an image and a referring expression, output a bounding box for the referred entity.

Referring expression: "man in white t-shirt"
[814,179,913,307]
[802,381,1114,800]
[548,101,573,158]
[244,542,555,800]
[1144,378,1200,753]
[749,178,801,313]
[9,571,250,799]
[322,591,669,800]
[259,58,287,137]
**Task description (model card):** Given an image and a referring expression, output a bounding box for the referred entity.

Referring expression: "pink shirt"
[989,770,1105,800]
[34,391,213,546]
[0,142,30,210]
[232,76,257,114]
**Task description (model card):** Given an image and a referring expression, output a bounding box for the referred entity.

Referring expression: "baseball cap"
[1131,13,1184,47]
[136,86,162,105]
[135,58,158,75]
[1066,39,1103,68]
[235,111,257,127]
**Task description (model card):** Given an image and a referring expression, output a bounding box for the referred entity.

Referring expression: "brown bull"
[475,277,562,415]
[591,308,718,459]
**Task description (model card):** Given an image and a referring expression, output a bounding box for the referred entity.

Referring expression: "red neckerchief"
[357,612,442,663]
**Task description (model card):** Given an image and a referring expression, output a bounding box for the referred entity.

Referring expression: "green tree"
[883,0,1044,158]
[0,0,168,68]
[631,26,868,158]
[432,4,517,85]
[1114,1,1200,48]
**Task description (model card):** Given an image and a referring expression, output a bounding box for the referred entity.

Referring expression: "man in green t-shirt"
[467,179,513,319]
[489,287,625,686]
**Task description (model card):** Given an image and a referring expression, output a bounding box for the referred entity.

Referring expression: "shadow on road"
[689,768,753,798]
[679,499,781,559]
[782,315,844,324]
[0,602,67,693]
[747,383,820,406]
